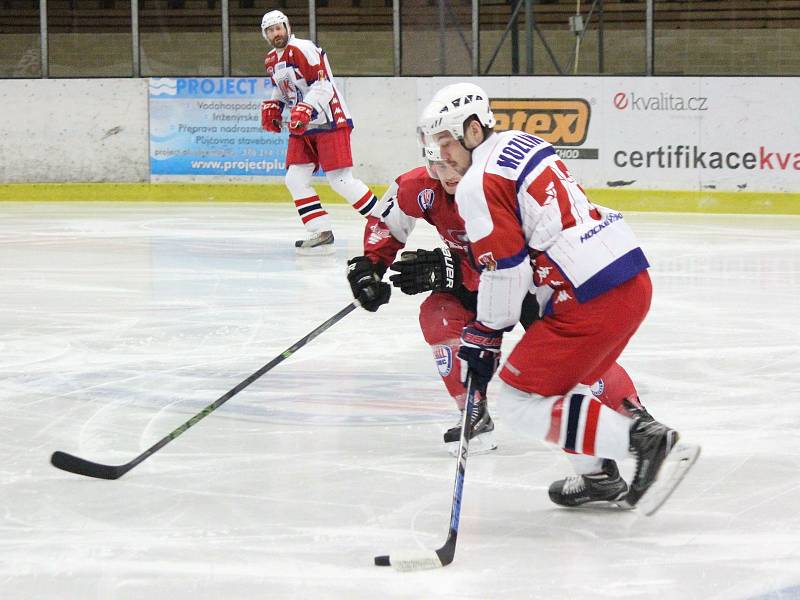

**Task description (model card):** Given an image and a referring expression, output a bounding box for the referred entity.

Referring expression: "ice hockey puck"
[374,555,390,567]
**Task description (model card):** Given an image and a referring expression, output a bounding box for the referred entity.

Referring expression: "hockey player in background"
[346,132,660,508]
[259,10,379,255]
[416,82,700,512]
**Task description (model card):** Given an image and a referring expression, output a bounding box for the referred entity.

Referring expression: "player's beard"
[270,34,288,49]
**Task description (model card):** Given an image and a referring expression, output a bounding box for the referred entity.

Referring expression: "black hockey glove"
[388,247,462,296]
[458,322,503,395]
[346,256,391,312]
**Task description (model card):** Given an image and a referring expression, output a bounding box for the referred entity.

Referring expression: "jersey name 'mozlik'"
[496,133,546,169]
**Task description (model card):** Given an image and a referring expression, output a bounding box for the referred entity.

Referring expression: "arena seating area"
[2,0,799,34]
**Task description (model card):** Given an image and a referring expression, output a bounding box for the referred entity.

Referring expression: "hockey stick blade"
[374,377,475,571]
[50,451,128,480]
[50,301,359,480]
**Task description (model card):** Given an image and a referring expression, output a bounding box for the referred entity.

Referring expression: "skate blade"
[296,244,336,256]
[632,442,701,516]
[445,434,498,457]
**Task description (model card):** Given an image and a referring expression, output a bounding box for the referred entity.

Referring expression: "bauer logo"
[491,99,598,160]
[417,188,435,211]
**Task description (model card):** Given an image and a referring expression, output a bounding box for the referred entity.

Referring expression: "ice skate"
[443,398,497,456]
[295,230,335,256]
[548,459,628,507]
[620,416,700,515]
[622,397,654,422]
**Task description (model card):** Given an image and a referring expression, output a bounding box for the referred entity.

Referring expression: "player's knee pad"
[418,292,473,346]
[285,163,316,198]
[325,168,375,213]
[324,167,357,192]
[325,167,360,198]
[499,385,558,441]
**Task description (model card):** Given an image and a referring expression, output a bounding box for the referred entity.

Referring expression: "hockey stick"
[373,373,478,571]
[50,300,360,480]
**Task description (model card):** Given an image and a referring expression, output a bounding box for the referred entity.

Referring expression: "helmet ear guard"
[261,9,291,41]
[417,126,444,179]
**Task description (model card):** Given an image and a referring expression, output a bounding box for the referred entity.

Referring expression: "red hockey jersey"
[363,166,480,292]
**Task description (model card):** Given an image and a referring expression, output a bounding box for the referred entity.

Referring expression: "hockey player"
[345,143,502,456]
[417,82,700,512]
[345,138,654,499]
[259,10,379,255]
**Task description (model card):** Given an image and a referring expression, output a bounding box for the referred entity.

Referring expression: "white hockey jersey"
[455,130,649,331]
[264,35,353,135]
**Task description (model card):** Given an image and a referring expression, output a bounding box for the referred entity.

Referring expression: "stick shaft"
[434,374,476,565]
[52,301,359,479]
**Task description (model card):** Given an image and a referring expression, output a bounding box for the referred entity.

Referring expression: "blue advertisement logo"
[149,77,288,177]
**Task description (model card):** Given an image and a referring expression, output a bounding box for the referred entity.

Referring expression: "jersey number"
[527,160,601,230]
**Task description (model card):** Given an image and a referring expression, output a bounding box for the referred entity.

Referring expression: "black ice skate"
[443,398,497,456]
[548,459,628,507]
[295,230,335,256]
[620,415,700,515]
[622,397,654,422]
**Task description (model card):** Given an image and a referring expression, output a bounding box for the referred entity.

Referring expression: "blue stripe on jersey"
[304,118,354,135]
[574,248,650,304]
[515,145,557,193]
[478,245,530,272]
[564,394,585,452]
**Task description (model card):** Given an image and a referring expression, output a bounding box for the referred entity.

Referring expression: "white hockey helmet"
[416,102,446,179]
[418,82,496,146]
[261,9,290,41]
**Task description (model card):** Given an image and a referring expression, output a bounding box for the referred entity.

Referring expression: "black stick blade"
[50,451,127,480]
[435,536,456,567]
[374,555,390,567]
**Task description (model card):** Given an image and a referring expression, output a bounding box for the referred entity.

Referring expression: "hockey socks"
[294,195,331,231]
[502,387,632,462]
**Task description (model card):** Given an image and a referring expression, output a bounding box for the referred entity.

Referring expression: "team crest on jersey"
[478,252,497,271]
[417,188,435,211]
[433,345,453,377]
[591,378,605,398]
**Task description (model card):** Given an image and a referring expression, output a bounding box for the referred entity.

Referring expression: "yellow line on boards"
[0,184,798,215]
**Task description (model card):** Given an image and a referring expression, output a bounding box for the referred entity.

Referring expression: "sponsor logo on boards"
[491,99,597,160]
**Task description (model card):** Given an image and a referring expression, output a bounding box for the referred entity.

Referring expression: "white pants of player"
[285,164,377,233]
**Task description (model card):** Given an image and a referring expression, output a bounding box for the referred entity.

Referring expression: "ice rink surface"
[1,202,799,600]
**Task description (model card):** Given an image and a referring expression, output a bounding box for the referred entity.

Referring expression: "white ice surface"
[1,202,799,600]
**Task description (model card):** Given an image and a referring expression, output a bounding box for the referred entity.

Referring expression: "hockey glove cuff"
[458,321,503,394]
